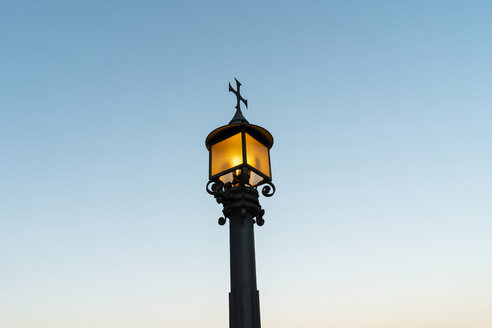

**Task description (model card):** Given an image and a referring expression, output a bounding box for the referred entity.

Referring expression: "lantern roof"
[229,108,249,125]
[205,123,273,151]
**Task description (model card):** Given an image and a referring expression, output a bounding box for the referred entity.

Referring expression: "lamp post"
[206,78,275,328]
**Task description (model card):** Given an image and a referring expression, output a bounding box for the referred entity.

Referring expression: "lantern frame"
[206,123,273,187]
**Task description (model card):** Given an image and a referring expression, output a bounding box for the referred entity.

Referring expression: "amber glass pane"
[221,168,245,186]
[219,172,234,184]
[245,133,270,177]
[211,133,243,176]
[249,171,264,186]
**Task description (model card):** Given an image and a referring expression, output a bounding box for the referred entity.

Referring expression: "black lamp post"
[206,79,275,328]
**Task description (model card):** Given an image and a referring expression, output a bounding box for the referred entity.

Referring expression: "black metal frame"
[208,127,273,187]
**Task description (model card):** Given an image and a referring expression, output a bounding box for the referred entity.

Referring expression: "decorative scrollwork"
[207,178,274,227]
[206,179,226,204]
[255,209,265,226]
[206,179,225,195]
[259,181,276,197]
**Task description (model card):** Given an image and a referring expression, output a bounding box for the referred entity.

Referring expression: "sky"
[1,1,491,327]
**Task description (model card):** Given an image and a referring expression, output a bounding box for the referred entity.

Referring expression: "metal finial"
[228,78,249,124]
[229,78,248,111]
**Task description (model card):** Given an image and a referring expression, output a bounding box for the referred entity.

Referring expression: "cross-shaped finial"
[229,78,248,111]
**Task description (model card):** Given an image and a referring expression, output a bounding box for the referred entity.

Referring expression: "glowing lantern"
[206,123,273,187]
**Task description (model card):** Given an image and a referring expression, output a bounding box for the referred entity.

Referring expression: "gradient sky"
[1,1,491,327]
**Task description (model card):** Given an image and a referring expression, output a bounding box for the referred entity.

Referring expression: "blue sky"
[1,1,491,327]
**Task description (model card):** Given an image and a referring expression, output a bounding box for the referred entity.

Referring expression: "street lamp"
[206,78,275,328]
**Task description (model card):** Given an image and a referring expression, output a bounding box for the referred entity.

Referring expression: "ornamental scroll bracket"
[206,179,275,226]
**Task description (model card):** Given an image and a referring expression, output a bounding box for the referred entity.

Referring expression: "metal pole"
[228,210,261,328]
[207,180,273,328]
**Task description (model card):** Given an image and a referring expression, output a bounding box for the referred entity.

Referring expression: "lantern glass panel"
[245,133,270,178]
[219,172,234,184]
[211,133,243,177]
[249,171,264,186]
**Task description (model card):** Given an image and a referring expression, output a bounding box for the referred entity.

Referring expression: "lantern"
[206,123,273,187]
